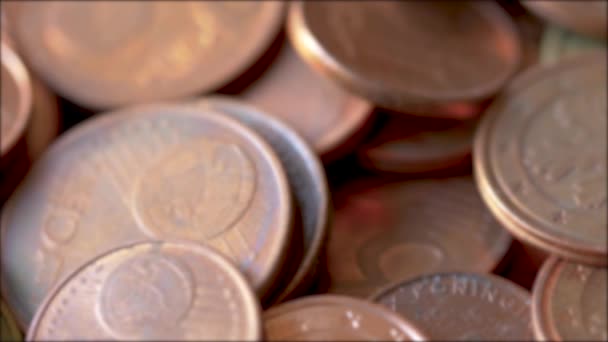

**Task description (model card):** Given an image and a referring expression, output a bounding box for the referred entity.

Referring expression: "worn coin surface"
[540,24,606,65]
[264,294,427,341]
[1,301,21,341]
[194,96,330,304]
[242,40,372,160]
[1,104,292,327]
[372,272,533,340]
[12,1,284,109]
[474,52,607,265]
[26,241,262,341]
[324,177,511,298]
[287,1,520,116]
[532,257,607,341]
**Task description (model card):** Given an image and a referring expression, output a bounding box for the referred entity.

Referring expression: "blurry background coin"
[27,241,262,341]
[540,24,606,65]
[532,257,607,341]
[287,1,521,117]
[11,1,284,109]
[1,104,292,326]
[322,177,511,298]
[372,272,533,341]
[1,301,21,342]
[194,96,330,304]
[241,40,373,161]
[474,52,607,265]
[264,294,427,341]
[521,0,607,40]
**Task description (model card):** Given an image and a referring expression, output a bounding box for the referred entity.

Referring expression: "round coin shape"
[540,24,606,65]
[194,97,330,304]
[1,301,21,341]
[242,40,373,160]
[1,104,292,327]
[532,256,607,341]
[26,241,262,341]
[474,52,607,265]
[324,177,511,298]
[287,1,521,116]
[12,1,284,109]
[372,272,533,340]
[264,294,427,341]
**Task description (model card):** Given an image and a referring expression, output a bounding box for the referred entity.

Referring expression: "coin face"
[194,97,330,304]
[324,177,511,298]
[1,301,21,342]
[242,40,372,160]
[372,273,533,340]
[27,241,262,341]
[288,1,521,115]
[474,52,607,265]
[264,295,427,341]
[1,104,292,326]
[540,24,606,65]
[12,1,284,109]
[532,257,607,341]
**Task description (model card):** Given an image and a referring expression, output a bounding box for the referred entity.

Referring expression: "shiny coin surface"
[1,104,292,326]
[194,96,330,304]
[532,257,607,341]
[242,40,372,160]
[1,301,21,341]
[287,1,521,116]
[12,1,284,109]
[521,0,607,40]
[474,52,607,265]
[264,294,427,341]
[540,24,606,65]
[372,272,533,340]
[357,114,478,173]
[324,177,511,298]
[27,241,262,341]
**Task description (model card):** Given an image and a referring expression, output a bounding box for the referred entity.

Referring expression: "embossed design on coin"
[134,139,255,241]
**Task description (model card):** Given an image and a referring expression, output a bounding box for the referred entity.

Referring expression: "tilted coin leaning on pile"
[0,1,605,341]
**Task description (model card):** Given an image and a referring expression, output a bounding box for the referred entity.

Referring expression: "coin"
[11,1,284,109]
[241,39,373,160]
[193,96,330,304]
[1,301,21,342]
[1,104,292,327]
[532,257,607,341]
[474,52,607,265]
[264,294,427,341]
[287,1,521,116]
[540,24,606,65]
[323,177,511,298]
[521,0,607,40]
[357,114,478,173]
[25,76,61,161]
[26,241,262,341]
[372,272,533,340]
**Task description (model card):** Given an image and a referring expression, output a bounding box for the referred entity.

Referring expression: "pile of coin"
[0,1,605,341]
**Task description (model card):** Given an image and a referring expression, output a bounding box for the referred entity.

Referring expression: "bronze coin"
[1,104,292,327]
[287,1,521,116]
[11,1,284,109]
[357,114,478,173]
[532,257,607,341]
[372,272,533,340]
[324,177,511,298]
[540,24,606,65]
[193,96,330,304]
[474,52,607,265]
[25,76,61,161]
[264,294,427,341]
[1,301,21,341]
[521,0,607,40]
[26,241,262,341]
[241,40,373,160]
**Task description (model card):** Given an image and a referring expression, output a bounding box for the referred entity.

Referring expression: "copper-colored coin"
[357,114,478,173]
[1,301,21,341]
[193,96,330,304]
[521,0,607,40]
[1,104,292,326]
[324,177,511,298]
[25,76,61,161]
[540,24,606,65]
[287,1,521,116]
[26,241,262,341]
[372,272,533,340]
[264,294,427,341]
[11,1,284,109]
[532,257,607,341]
[242,40,373,160]
[474,52,607,265]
